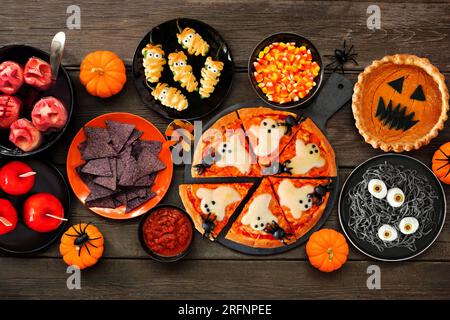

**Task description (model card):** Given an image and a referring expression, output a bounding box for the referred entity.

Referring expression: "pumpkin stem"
[91,67,105,75]
[326,247,334,261]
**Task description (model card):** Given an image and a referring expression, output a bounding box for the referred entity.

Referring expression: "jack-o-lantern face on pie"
[352,54,449,152]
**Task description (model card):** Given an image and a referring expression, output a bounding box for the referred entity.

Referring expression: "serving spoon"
[49,31,66,82]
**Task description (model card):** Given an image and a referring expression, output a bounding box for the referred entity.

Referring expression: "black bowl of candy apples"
[0,44,74,157]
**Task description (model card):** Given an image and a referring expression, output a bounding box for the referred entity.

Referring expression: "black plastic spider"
[307,180,334,205]
[193,148,218,175]
[264,220,292,245]
[279,115,307,136]
[274,159,293,175]
[201,212,216,240]
[64,222,102,256]
[324,40,358,74]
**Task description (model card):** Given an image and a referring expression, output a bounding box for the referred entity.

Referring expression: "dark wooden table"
[1,0,449,300]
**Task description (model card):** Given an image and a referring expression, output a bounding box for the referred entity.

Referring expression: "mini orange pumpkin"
[59,222,104,270]
[432,142,450,184]
[306,229,349,272]
[79,51,126,98]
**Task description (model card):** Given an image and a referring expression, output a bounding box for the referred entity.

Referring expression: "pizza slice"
[179,183,253,240]
[269,177,332,240]
[237,107,304,167]
[191,111,261,177]
[274,118,336,177]
[225,178,294,248]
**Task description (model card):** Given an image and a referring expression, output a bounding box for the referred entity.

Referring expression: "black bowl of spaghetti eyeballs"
[339,154,446,261]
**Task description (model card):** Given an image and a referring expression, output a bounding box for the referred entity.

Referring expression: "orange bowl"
[66,112,173,219]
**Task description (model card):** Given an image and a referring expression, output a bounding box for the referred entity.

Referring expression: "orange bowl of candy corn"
[248,33,324,108]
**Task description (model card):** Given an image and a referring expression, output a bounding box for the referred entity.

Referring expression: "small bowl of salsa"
[139,204,194,262]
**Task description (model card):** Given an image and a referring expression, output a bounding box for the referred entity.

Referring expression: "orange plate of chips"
[67,112,173,220]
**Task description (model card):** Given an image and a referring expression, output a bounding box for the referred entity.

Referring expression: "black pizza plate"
[182,72,353,255]
[0,44,74,157]
[132,18,233,120]
[0,158,71,254]
[339,154,446,261]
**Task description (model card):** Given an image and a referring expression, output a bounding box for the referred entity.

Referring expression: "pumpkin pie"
[352,54,449,152]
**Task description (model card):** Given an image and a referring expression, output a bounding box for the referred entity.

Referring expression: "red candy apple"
[0,199,18,236]
[23,193,65,233]
[9,118,43,152]
[31,96,68,132]
[0,161,36,196]
[0,61,24,95]
[24,57,52,91]
[0,95,22,129]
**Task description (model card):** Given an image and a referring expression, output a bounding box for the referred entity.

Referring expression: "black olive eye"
[299,200,303,204]
[268,129,272,133]
[254,225,259,228]
[204,204,208,208]
[309,151,313,154]
[263,122,267,126]
[260,223,264,227]
[212,201,216,205]
[257,217,261,220]
[272,124,276,128]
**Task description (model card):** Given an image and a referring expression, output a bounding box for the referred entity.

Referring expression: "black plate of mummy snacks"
[0,45,74,157]
[339,154,446,261]
[178,73,353,255]
[132,18,233,120]
[0,158,71,254]
[248,33,324,109]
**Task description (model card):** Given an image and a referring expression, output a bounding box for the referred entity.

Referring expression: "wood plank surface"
[0,1,449,70]
[0,0,449,300]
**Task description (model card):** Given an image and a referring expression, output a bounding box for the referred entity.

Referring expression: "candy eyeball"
[368,179,387,199]
[387,188,405,208]
[154,53,160,59]
[147,52,153,58]
[377,224,398,242]
[399,217,419,235]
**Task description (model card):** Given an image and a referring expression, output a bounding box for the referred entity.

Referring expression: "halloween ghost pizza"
[179,183,253,240]
[181,106,336,253]
[225,178,294,248]
[270,177,332,240]
[191,111,260,177]
[352,54,449,152]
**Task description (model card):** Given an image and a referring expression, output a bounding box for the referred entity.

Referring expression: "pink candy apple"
[0,61,24,95]
[31,96,68,132]
[0,95,22,129]
[9,118,43,152]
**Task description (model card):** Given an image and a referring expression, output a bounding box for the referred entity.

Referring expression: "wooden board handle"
[301,73,353,131]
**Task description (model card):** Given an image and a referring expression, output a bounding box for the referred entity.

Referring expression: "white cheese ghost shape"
[196,186,241,222]
[241,194,278,231]
[249,118,285,157]
[277,179,314,219]
[287,140,325,174]
[216,133,252,174]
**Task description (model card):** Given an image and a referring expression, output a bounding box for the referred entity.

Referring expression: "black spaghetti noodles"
[347,162,437,252]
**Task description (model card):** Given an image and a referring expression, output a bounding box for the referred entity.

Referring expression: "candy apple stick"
[0,217,12,227]
[45,213,68,222]
[19,171,37,178]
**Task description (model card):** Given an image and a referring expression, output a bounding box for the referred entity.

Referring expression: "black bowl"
[0,44,74,157]
[339,154,446,261]
[0,158,71,254]
[248,33,324,109]
[132,18,234,120]
[138,204,195,262]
